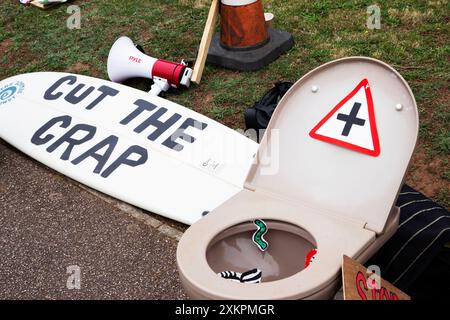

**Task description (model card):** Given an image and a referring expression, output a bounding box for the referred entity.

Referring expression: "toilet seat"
[177,57,419,299]
[177,189,376,299]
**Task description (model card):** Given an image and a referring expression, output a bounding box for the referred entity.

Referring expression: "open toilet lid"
[246,57,419,234]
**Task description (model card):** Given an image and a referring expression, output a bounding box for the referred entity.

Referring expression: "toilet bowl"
[176,57,419,300]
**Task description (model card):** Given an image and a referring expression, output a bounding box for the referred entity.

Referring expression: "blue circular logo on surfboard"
[0,81,25,105]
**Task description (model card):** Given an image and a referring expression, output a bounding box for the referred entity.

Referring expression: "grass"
[0,0,449,208]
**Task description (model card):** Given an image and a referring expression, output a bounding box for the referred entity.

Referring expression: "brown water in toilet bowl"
[206,222,316,283]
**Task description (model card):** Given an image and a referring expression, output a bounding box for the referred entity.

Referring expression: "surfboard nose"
[0,75,26,107]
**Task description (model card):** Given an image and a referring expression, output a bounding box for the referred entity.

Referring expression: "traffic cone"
[207,0,294,71]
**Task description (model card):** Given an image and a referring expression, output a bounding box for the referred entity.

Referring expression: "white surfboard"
[0,72,258,225]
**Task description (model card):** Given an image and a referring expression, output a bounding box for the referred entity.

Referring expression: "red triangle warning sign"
[309,79,380,157]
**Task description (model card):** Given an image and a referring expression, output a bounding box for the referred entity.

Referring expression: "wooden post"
[191,0,220,85]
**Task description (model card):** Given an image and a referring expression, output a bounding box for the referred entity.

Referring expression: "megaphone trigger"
[149,77,170,96]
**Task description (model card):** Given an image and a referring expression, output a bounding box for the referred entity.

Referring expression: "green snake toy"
[252,219,268,251]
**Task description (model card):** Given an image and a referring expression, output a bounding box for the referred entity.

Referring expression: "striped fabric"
[219,268,262,284]
[366,185,450,297]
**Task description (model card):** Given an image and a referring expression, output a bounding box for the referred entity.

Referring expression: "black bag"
[244,82,293,138]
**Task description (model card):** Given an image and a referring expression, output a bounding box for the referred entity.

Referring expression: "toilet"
[176,57,419,300]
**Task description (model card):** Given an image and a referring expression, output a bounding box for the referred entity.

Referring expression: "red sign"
[342,255,410,300]
[309,79,380,157]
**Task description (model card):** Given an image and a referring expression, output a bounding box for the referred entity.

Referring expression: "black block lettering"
[31,115,72,145]
[135,108,182,141]
[101,145,148,178]
[86,85,119,110]
[120,99,157,125]
[44,76,77,100]
[71,135,119,174]
[163,118,207,151]
[64,84,95,105]
[47,124,96,160]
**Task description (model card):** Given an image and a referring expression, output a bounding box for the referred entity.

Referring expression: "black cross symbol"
[337,102,366,136]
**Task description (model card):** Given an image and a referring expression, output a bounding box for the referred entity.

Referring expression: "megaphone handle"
[149,85,163,96]
[149,77,170,96]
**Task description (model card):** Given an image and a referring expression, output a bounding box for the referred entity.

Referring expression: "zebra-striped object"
[218,268,262,284]
[218,270,241,282]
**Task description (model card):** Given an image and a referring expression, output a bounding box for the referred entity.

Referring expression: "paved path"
[0,140,188,299]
